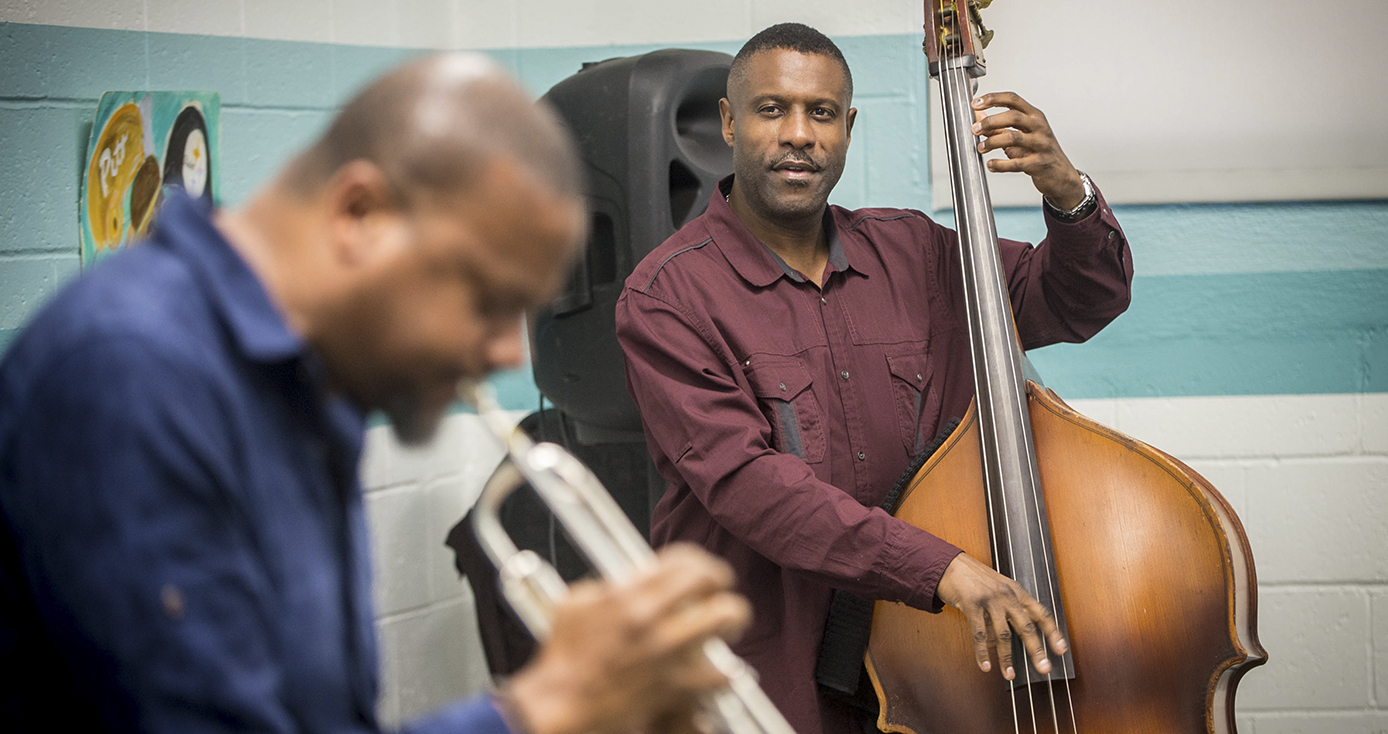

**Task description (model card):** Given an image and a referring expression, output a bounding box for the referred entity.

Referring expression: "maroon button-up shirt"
[614,176,1131,734]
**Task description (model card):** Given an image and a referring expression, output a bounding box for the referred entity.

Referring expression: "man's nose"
[781,109,814,149]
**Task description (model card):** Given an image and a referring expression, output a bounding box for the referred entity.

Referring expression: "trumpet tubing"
[460,381,796,734]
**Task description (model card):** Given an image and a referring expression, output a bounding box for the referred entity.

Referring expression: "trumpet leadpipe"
[460,381,797,734]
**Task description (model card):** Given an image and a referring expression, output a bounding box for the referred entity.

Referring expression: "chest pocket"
[886,350,941,457]
[744,357,826,464]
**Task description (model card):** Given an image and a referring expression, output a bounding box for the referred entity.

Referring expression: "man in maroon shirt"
[615,23,1132,734]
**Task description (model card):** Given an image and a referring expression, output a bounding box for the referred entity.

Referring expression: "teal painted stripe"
[1028,269,1388,398]
[992,200,1388,277]
[2,22,1386,407]
[2,22,1384,266]
[14,269,1380,417]
[499,269,1388,406]
[490,365,544,411]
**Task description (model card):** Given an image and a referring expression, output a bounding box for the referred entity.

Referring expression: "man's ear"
[719,97,735,147]
[325,160,398,267]
[845,106,857,147]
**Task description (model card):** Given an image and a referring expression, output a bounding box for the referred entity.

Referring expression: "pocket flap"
[744,357,814,399]
[885,351,931,388]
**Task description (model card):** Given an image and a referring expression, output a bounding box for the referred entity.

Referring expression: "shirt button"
[916,373,923,382]
[857,451,866,461]
[1107,231,1117,240]
[779,382,786,392]
[161,584,185,619]
[820,297,827,305]
[840,370,850,380]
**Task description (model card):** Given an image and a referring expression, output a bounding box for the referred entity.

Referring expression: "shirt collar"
[153,193,368,461]
[150,192,307,364]
[705,175,857,288]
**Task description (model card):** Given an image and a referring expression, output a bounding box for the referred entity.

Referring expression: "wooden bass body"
[865,383,1266,734]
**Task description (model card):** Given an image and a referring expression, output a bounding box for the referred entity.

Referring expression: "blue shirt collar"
[153,193,367,473]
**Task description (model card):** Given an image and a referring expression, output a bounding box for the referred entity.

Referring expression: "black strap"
[815,416,961,696]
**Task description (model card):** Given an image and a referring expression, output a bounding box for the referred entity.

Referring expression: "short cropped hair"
[729,23,853,103]
[286,54,581,206]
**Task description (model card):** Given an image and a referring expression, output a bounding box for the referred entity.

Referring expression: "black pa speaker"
[532,49,734,441]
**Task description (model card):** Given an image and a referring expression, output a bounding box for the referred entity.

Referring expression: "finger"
[964,604,992,673]
[1050,628,1069,655]
[624,547,737,623]
[986,154,1043,174]
[971,109,1037,137]
[972,91,1038,117]
[1026,596,1067,655]
[986,601,1016,680]
[654,543,737,589]
[663,645,735,693]
[1006,604,1052,676]
[646,593,752,658]
[559,575,608,611]
[646,702,708,734]
[976,129,1034,156]
[643,645,728,704]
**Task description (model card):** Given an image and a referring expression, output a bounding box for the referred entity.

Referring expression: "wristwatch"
[1044,171,1097,223]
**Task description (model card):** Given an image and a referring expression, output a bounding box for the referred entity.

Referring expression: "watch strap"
[1044,171,1097,223]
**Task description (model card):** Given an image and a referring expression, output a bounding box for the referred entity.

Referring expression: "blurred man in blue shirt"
[0,54,749,734]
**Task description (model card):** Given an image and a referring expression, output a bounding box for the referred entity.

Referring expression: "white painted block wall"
[359,412,510,727]
[0,0,929,49]
[1067,395,1388,733]
[361,394,1388,732]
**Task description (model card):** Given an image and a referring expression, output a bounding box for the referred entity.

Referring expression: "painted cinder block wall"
[1,1,1385,731]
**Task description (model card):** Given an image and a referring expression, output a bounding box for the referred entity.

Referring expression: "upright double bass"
[862,3,1266,733]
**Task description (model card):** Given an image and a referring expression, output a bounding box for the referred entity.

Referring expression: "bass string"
[958,50,1042,734]
[1016,307,1077,733]
[964,29,1057,730]
[940,3,1079,731]
[935,7,1026,733]
[959,22,1076,734]
[974,16,1077,722]
[966,7,1079,728]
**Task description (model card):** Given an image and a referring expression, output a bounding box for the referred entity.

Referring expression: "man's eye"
[476,291,527,322]
[813,107,835,118]
[476,299,515,320]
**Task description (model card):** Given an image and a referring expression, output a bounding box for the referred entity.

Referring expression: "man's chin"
[760,179,832,218]
[768,194,828,221]
[385,403,446,447]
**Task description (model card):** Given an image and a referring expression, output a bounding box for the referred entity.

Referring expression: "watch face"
[181,128,208,198]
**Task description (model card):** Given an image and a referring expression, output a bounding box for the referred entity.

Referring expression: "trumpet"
[461,380,796,734]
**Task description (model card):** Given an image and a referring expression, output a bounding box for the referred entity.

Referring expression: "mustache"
[771,152,821,171]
